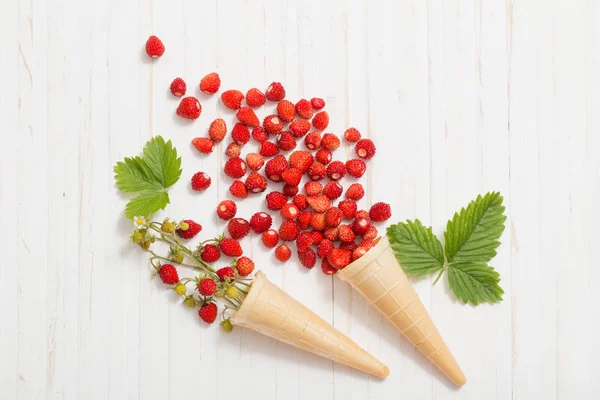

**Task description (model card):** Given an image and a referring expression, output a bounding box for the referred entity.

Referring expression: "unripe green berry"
[221,319,233,332]
[174,283,186,296]
[178,221,189,231]
[171,251,184,264]
[214,289,224,298]
[140,241,152,250]
[225,286,238,299]
[131,231,145,243]
[161,220,176,234]
[183,296,196,308]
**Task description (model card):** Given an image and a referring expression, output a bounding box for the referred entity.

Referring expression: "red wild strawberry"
[200,244,221,263]
[308,162,326,181]
[191,172,211,191]
[323,181,343,200]
[263,115,284,134]
[276,132,296,151]
[346,183,365,200]
[289,150,314,173]
[220,238,243,257]
[282,184,298,197]
[200,72,221,94]
[250,212,273,233]
[265,155,289,182]
[352,216,371,236]
[252,126,269,142]
[310,97,325,110]
[317,239,334,259]
[310,213,326,231]
[226,142,241,158]
[307,195,331,213]
[355,138,376,159]
[321,133,340,151]
[304,132,321,150]
[328,248,352,269]
[266,82,286,102]
[355,210,370,219]
[352,246,369,261]
[198,278,217,296]
[170,78,186,97]
[297,210,312,230]
[346,159,366,178]
[221,90,244,110]
[321,259,337,275]
[296,231,314,252]
[282,168,303,186]
[311,231,324,245]
[177,97,202,120]
[198,302,218,324]
[326,161,346,180]
[298,248,317,269]
[304,181,323,196]
[312,111,329,130]
[246,88,266,107]
[325,207,343,227]
[340,241,358,252]
[280,203,300,220]
[293,194,308,210]
[229,180,248,198]
[236,256,255,276]
[158,264,179,284]
[259,141,279,157]
[369,202,392,221]
[338,200,358,219]
[279,220,300,241]
[275,244,292,262]
[192,137,214,154]
[295,99,313,119]
[261,229,279,248]
[245,172,267,193]
[315,149,332,165]
[209,118,227,142]
[231,123,251,145]
[277,100,295,122]
[236,107,260,127]
[176,220,202,239]
[344,127,361,142]
[338,224,356,243]
[246,153,265,171]
[224,157,247,178]
[358,238,376,250]
[145,35,165,58]
[363,225,378,240]
[228,218,250,240]
[324,226,339,241]
[217,200,237,220]
[217,266,236,281]
[265,191,288,210]
[289,119,310,137]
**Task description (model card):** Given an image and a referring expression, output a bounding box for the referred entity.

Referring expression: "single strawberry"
[245,153,264,171]
[289,119,310,137]
[191,172,211,191]
[346,183,365,200]
[198,278,217,296]
[252,126,269,142]
[280,203,300,220]
[279,220,300,241]
[200,244,221,263]
[229,180,248,198]
[321,259,337,275]
[310,97,325,110]
[158,264,179,284]
[327,248,352,269]
[216,200,237,220]
[352,246,369,261]
[198,302,218,324]
[217,266,236,282]
[358,238,376,250]
[265,191,288,210]
[363,225,378,240]
[246,88,266,107]
[369,202,391,221]
[304,181,323,196]
[320,133,340,151]
[177,97,202,120]
[289,150,314,173]
[265,155,289,182]
[339,241,358,252]
[304,131,321,150]
[221,90,244,110]
[324,226,339,242]
[310,213,326,231]
[295,99,313,119]
[312,111,329,130]
[236,107,260,127]
[308,162,326,181]
[231,123,251,145]
[315,149,332,165]
[209,118,227,142]
[325,207,343,227]
[297,210,313,230]
[276,99,295,122]
[219,238,243,257]
[266,82,286,102]
[338,200,358,219]
[323,181,343,200]
[245,172,267,193]
[344,127,361,142]
[326,161,346,180]
[250,212,273,233]
[283,184,299,197]
[225,142,241,158]
[145,35,165,58]
[200,72,221,94]
[317,239,334,259]
[311,231,324,245]
[293,194,308,210]
[170,77,186,97]
[263,115,284,134]
[276,132,297,151]
[282,168,303,186]
[176,220,202,239]
[261,229,279,248]
[346,159,366,178]
[355,138,376,159]
[338,224,356,243]
[228,218,250,239]
[352,216,371,236]
[296,231,314,252]
[275,244,292,262]
[236,256,255,276]
[192,137,214,154]
[298,248,317,269]
[259,141,279,157]
[224,157,247,178]
[307,194,331,213]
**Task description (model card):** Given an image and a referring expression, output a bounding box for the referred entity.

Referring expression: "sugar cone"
[336,236,466,386]
[231,271,389,379]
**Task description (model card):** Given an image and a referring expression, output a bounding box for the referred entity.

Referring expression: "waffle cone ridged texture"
[231,271,389,379]
[337,236,466,386]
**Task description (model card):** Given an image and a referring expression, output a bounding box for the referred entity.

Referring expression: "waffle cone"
[231,271,389,379]
[337,236,466,386]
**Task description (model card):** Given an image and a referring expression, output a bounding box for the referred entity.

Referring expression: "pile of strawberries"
[146,35,391,275]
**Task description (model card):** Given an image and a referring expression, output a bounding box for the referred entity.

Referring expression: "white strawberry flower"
[133,216,147,229]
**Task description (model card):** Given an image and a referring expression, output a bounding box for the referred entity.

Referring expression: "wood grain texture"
[1,0,599,399]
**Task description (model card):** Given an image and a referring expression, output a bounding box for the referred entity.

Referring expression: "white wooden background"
[1,0,599,398]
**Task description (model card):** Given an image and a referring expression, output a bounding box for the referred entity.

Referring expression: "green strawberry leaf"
[447,262,504,305]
